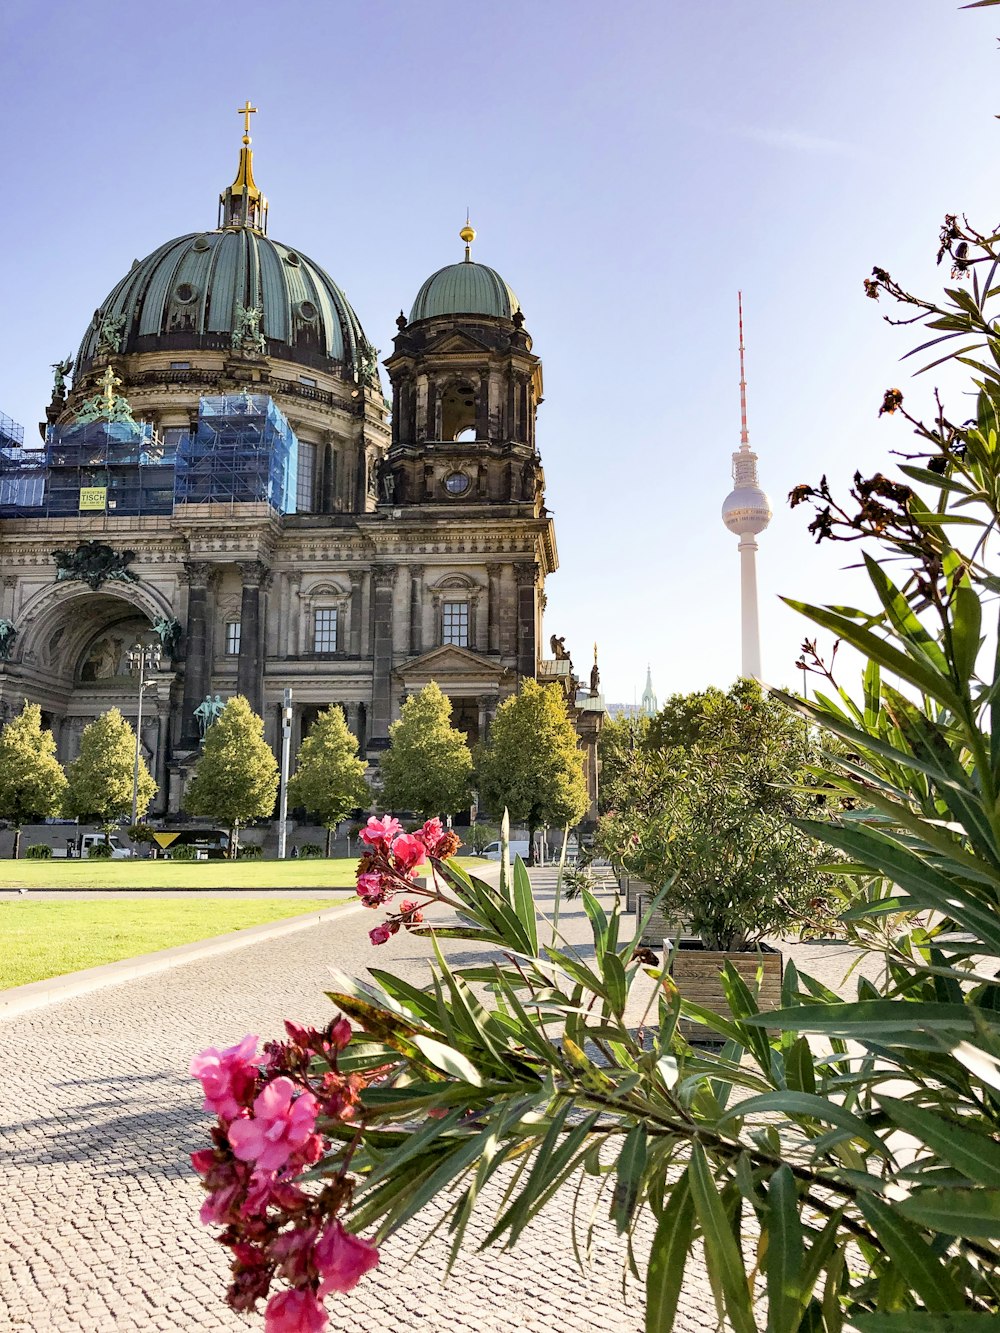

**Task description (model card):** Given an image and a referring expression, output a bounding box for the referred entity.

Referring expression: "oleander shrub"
[24,843,52,859]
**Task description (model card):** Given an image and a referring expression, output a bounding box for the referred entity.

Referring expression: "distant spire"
[219,101,268,233]
[640,665,657,717]
[460,210,476,262]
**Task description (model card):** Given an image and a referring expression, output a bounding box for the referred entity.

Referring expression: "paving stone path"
[0,868,870,1333]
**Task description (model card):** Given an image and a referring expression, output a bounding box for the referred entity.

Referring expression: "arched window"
[441,380,478,441]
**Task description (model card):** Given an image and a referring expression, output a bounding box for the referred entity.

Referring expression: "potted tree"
[596,680,835,1033]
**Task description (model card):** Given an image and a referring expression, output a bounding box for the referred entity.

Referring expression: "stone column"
[180,561,213,746]
[516,563,538,680]
[286,572,301,658]
[237,560,267,713]
[486,564,502,653]
[155,710,170,814]
[349,572,363,656]
[369,565,396,743]
[409,565,423,656]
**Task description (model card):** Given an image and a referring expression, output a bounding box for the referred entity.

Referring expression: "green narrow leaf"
[688,1143,757,1333]
[766,1165,805,1333]
[412,1035,483,1086]
[784,1037,817,1095]
[611,1122,647,1235]
[718,1090,890,1156]
[645,1169,694,1333]
[853,1316,1000,1331]
[511,857,539,956]
[581,886,610,960]
[603,950,628,1016]
[877,1095,1000,1187]
[950,578,983,685]
[857,1195,965,1311]
[897,1186,1000,1238]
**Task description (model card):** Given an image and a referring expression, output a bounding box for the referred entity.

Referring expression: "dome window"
[296,300,317,322]
[444,471,470,496]
[285,252,301,266]
[192,235,211,252]
[175,283,198,305]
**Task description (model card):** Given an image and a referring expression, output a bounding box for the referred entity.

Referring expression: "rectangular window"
[442,602,469,647]
[313,608,338,653]
[296,441,316,512]
[170,361,191,370]
[225,622,241,655]
[298,375,318,388]
[161,427,188,453]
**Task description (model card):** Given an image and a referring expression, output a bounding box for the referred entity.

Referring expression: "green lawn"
[0,856,488,891]
[0,898,337,989]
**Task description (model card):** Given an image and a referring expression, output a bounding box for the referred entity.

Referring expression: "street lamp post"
[278,688,293,859]
[127,640,162,826]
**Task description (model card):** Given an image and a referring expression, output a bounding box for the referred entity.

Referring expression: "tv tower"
[721,294,771,680]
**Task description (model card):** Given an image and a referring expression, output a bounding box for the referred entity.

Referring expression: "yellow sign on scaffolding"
[79,486,107,510]
[152,831,182,849]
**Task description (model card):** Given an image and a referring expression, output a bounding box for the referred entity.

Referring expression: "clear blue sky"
[2,0,997,703]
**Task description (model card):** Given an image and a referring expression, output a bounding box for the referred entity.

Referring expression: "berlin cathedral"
[0,107,602,817]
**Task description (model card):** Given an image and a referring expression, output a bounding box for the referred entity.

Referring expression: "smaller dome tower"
[382,219,545,512]
[721,294,771,680]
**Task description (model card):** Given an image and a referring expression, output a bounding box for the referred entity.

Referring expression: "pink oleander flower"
[419,816,444,846]
[264,1287,328,1333]
[369,923,393,946]
[190,1033,259,1120]
[315,1221,380,1294]
[359,815,403,849]
[270,1225,320,1286]
[228,1077,319,1172]
[390,833,425,872]
[356,871,389,906]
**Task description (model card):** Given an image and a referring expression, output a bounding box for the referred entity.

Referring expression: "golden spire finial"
[238,99,257,145]
[460,209,476,262]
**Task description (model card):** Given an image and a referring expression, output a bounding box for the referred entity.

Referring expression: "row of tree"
[0,679,589,859]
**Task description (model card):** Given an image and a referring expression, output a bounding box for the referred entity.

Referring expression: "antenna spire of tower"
[738,290,749,449]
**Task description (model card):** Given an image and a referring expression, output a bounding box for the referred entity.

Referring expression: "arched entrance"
[0,582,178,812]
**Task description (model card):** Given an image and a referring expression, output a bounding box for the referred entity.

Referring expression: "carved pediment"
[395,644,507,684]
[421,329,494,357]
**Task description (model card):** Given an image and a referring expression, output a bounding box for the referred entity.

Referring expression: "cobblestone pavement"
[0,867,870,1333]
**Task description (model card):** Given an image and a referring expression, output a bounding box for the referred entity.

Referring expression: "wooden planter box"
[632,882,698,946]
[670,941,784,1040]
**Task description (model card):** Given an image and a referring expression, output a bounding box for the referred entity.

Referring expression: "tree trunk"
[230,822,240,859]
[527,819,537,867]
[12,825,21,859]
[325,825,334,858]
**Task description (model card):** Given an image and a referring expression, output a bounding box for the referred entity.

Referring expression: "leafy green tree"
[476,679,587,862]
[287,707,370,856]
[596,679,835,948]
[185,696,279,857]
[379,682,473,818]
[65,707,155,839]
[0,702,67,857]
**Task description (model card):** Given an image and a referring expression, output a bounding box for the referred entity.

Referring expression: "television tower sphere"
[722,463,772,537]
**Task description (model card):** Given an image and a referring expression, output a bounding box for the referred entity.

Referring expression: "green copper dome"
[409,260,520,323]
[76,229,373,374]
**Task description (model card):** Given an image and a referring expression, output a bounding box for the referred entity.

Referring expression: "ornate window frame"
[430,572,483,650]
[299,579,350,656]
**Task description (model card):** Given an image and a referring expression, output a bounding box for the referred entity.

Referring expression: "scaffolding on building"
[0,394,299,519]
[174,395,297,513]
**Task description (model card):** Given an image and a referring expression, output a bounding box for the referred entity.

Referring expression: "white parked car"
[480,840,531,861]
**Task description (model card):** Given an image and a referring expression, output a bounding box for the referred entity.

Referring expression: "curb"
[0,899,363,1021]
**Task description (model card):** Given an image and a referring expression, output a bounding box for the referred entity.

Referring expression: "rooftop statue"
[96,313,125,355]
[52,540,138,591]
[232,303,266,356]
[0,619,17,662]
[550,633,569,661]
[75,365,137,427]
[50,356,73,398]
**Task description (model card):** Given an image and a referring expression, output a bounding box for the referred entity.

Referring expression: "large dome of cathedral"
[75,125,373,380]
[75,228,372,376]
[408,221,520,323]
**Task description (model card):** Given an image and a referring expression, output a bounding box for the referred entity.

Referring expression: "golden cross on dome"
[237,100,258,143]
[99,364,121,411]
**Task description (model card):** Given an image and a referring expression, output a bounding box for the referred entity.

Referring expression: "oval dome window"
[285,252,301,266]
[192,235,211,252]
[297,300,317,322]
[444,472,470,496]
[175,283,197,304]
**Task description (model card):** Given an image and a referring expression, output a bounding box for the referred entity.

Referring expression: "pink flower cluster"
[189,1018,379,1332]
[355,816,460,945]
